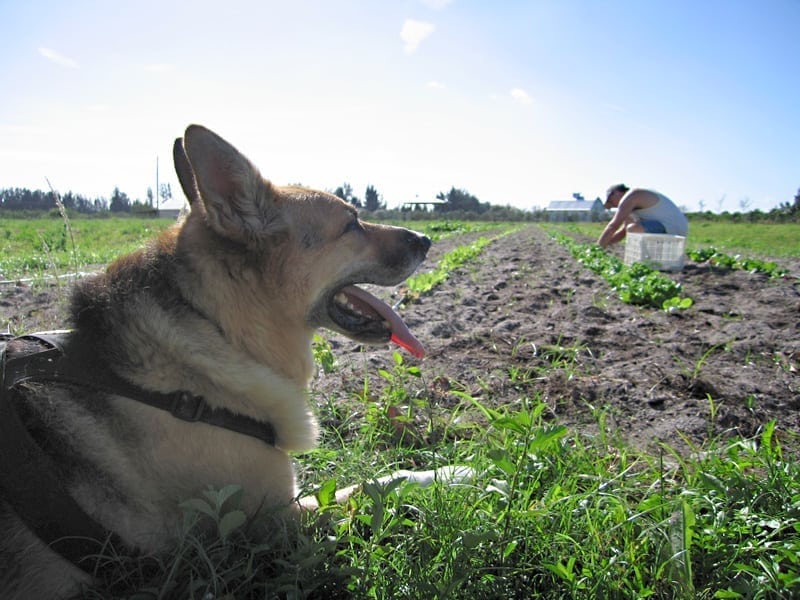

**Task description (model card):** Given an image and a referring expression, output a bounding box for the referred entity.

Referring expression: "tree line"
[2,183,798,223]
[0,184,173,214]
[332,184,494,214]
[0,182,531,219]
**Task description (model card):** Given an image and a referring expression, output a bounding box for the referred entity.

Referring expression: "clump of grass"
[47,178,80,279]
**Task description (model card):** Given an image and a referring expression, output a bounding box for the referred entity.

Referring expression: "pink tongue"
[341,285,425,358]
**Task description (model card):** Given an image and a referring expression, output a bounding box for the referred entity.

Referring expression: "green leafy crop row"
[552,233,693,311]
[687,247,788,278]
[405,227,519,296]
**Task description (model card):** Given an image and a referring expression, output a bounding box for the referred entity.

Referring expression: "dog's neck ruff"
[1,331,277,446]
[0,330,278,572]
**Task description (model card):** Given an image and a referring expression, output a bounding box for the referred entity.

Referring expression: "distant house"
[545,194,605,222]
[400,200,447,211]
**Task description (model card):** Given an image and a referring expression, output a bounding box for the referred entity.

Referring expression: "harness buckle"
[170,391,206,422]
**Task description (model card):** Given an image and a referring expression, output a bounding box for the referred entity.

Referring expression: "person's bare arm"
[597,194,639,248]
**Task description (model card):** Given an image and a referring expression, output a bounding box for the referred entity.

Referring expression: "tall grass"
[83,374,800,598]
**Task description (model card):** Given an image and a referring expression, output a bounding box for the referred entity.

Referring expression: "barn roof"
[546,199,604,211]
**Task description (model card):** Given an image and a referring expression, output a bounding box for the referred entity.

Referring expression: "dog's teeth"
[334,292,367,317]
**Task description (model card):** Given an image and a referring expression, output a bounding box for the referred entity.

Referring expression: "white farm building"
[545,194,605,222]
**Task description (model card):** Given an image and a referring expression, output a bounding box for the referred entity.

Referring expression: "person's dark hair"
[604,183,629,207]
[607,183,630,196]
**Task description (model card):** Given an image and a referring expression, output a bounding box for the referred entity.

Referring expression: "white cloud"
[401,19,435,54]
[38,47,78,69]
[510,88,532,105]
[427,80,446,89]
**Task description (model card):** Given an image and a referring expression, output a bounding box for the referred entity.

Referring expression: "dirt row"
[310,224,800,453]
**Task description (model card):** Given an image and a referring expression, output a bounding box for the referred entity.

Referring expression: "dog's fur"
[0,125,430,599]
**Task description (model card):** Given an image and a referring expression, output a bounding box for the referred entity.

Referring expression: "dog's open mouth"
[328,285,424,358]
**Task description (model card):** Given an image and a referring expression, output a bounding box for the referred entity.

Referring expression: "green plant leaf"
[179,498,215,518]
[528,425,568,452]
[214,483,244,509]
[218,509,247,540]
[488,448,516,475]
[315,478,338,509]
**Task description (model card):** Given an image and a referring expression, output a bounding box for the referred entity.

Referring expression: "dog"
[0,124,431,599]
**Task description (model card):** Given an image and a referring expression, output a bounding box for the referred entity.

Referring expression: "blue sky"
[1,0,798,212]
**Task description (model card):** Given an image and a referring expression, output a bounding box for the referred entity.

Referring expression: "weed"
[692,343,727,379]
[48,179,80,279]
[312,333,337,374]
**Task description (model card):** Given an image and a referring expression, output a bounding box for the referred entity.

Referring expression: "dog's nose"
[418,233,432,253]
[410,231,432,254]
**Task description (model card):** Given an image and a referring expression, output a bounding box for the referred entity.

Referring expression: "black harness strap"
[0,331,277,572]
[3,332,276,446]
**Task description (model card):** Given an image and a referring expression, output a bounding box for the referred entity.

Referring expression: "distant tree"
[364,185,384,211]
[109,187,131,212]
[159,183,172,207]
[333,183,361,208]
[434,187,489,214]
[0,187,52,210]
[333,183,351,201]
[131,199,154,214]
[738,197,752,213]
[778,187,800,216]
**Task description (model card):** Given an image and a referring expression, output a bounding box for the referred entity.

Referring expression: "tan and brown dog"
[0,125,430,599]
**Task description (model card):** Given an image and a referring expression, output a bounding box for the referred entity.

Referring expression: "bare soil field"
[310,224,800,454]
[2,224,799,453]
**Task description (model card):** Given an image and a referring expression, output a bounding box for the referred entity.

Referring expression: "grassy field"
[0,215,174,279]
[2,215,799,598]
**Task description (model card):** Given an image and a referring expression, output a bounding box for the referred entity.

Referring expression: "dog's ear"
[182,124,281,243]
[172,137,201,207]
